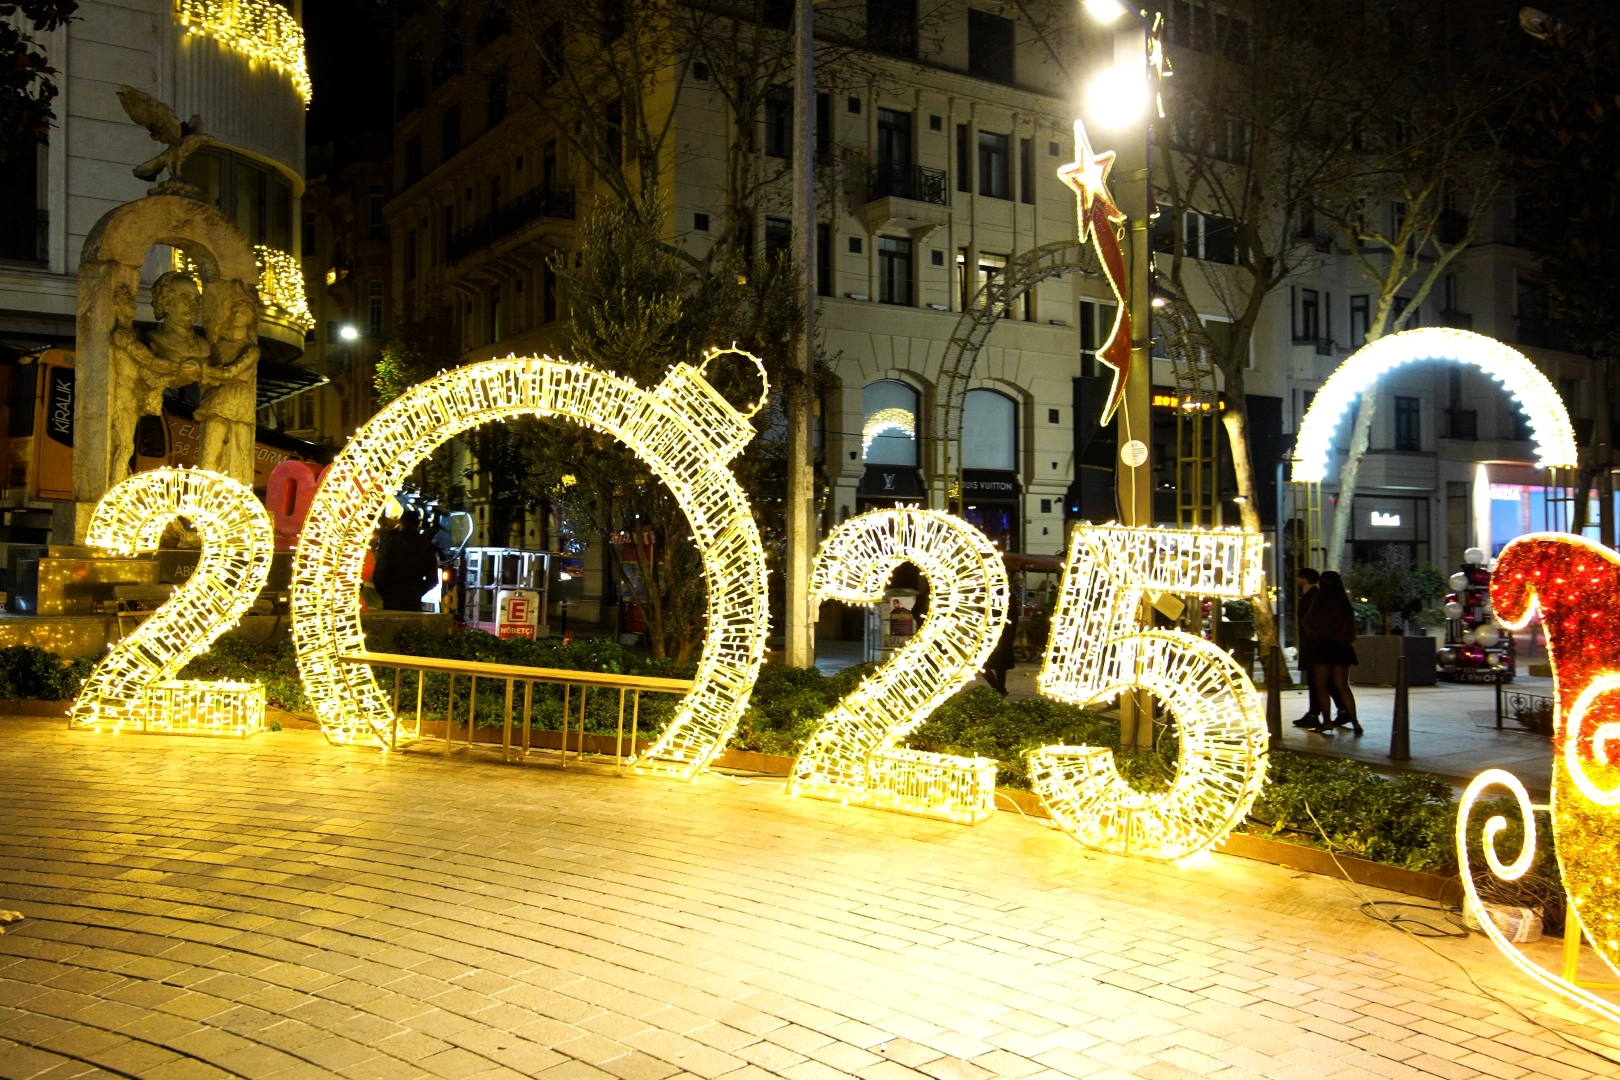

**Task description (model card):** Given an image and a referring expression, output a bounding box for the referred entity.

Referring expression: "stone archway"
[71,194,261,540]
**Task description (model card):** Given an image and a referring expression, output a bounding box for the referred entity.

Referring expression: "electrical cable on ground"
[1302,801,1620,1069]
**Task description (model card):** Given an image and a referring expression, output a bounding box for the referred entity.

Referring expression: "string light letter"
[791,509,1008,823]
[71,468,273,735]
[291,352,769,779]
[1033,525,1269,860]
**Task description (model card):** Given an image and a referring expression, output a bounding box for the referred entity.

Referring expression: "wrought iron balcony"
[448,184,575,264]
[867,162,947,206]
[0,210,47,263]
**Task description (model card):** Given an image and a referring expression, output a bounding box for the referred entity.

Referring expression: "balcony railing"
[1292,335,1333,356]
[1443,408,1478,440]
[448,184,576,264]
[0,210,47,263]
[1516,316,1570,351]
[175,0,311,103]
[867,162,947,206]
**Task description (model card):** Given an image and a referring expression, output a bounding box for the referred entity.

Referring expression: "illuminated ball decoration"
[861,408,916,455]
[70,468,273,736]
[1290,328,1577,484]
[291,352,770,779]
[1033,525,1269,860]
[791,510,1008,824]
[1472,534,1620,1012]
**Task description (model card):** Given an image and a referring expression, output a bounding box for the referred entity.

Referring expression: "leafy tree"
[0,1,76,161]
[1513,7,1620,538]
[1320,3,1522,570]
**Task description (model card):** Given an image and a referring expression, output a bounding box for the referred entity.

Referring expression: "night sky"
[303,0,395,169]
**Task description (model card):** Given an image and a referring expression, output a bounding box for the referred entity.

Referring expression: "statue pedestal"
[51,502,102,546]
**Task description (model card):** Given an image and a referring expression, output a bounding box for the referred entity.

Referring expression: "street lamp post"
[1082,0,1158,749]
[784,0,817,668]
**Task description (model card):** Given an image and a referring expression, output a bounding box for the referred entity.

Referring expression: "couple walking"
[1293,567,1362,735]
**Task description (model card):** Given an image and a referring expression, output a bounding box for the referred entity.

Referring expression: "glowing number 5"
[1033,525,1269,860]
[791,509,1008,823]
[70,468,273,735]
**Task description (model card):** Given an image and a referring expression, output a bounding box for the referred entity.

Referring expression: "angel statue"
[116,86,214,197]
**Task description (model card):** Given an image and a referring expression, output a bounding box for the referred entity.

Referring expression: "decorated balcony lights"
[176,0,313,104]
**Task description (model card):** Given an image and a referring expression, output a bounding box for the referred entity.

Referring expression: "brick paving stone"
[1,719,1619,1080]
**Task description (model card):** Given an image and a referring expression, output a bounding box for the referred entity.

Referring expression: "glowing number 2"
[1032,525,1269,860]
[70,468,274,735]
[791,509,1008,823]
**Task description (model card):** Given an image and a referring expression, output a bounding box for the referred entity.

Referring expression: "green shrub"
[0,645,97,700]
[178,637,308,711]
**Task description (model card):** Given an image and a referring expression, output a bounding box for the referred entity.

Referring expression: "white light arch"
[1290,328,1578,484]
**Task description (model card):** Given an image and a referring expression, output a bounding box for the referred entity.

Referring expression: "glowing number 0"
[1033,525,1269,860]
[70,468,273,735]
[791,509,1008,823]
[291,352,769,778]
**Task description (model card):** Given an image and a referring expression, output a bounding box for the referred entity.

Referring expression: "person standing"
[1303,570,1362,735]
[1293,567,1325,728]
[982,604,1019,696]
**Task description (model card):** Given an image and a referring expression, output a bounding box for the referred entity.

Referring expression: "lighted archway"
[1290,328,1577,484]
[291,352,769,780]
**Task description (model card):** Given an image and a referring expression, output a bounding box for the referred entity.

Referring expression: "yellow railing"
[175,0,312,104]
[170,244,315,334]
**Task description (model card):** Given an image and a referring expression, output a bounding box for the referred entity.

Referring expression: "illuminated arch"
[292,352,769,780]
[1290,328,1577,484]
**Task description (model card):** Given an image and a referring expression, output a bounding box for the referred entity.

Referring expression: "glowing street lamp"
[338,324,360,342]
[1084,60,1149,127]
[1082,0,1130,23]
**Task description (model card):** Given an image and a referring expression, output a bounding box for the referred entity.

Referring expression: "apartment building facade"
[382,0,1601,622]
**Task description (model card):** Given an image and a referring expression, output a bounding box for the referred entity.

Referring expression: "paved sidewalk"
[1,718,1617,1080]
[994,669,1556,795]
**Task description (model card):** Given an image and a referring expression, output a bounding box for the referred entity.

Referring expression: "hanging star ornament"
[1059,119,1132,425]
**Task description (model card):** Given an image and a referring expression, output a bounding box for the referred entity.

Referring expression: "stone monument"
[62,87,262,542]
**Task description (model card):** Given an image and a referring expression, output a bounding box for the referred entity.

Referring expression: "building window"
[764,216,791,263]
[816,92,831,157]
[543,262,557,323]
[368,185,385,240]
[442,204,455,255]
[963,389,1017,471]
[863,380,919,465]
[604,98,623,164]
[867,0,917,58]
[489,284,502,342]
[405,135,423,185]
[1295,288,1320,342]
[974,251,1007,313]
[693,212,709,232]
[542,140,558,187]
[302,211,316,254]
[369,281,384,336]
[816,223,831,296]
[1394,396,1420,452]
[877,235,913,305]
[1019,137,1035,204]
[405,229,418,282]
[488,73,508,126]
[540,21,563,87]
[978,131,1010,199]
[764,85,791,159]
[876,108,912,166]
[762,0,792,30]
[441,103,461,160]
[967,9,1015,84]
[1349,294,1369,349]
[600,0,625,43]
[956,124,971,192]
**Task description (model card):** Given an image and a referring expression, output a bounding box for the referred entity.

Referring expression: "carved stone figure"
[105,270,212,490]
[117,86,214,198]
[199,284,261,480]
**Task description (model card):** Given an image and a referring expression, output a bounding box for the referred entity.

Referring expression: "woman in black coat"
[1302,570,1362,734]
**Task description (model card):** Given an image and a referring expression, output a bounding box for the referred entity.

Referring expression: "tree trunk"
[1326,388,1378,572]
[1221,392,1278,652]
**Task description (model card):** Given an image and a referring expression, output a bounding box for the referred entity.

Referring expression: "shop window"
[862,380,919,466]
[963,389,1017,471]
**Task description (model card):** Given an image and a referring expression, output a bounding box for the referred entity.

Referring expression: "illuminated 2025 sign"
[75,352,1272,865]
